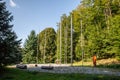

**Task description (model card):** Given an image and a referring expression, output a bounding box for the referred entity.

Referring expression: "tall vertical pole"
[60,20,62,64]
[64,23,65,64]
[44,30,46,64]
[71,14,73,66]
[37,34,39,64]
[65,20,68,64]
[57,24,59,62]
[81,19,83,66]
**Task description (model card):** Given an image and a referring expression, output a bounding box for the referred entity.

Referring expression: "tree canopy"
[57,0,120,62]
[22,0,120,63]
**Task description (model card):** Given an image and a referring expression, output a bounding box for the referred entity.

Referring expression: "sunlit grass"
[73,58,120,68]
[73,61,93,66]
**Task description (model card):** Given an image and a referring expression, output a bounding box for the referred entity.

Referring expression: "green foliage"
[21,0,120,63]
[22,30,37,63]
[39,28,56,63]
[57,14,71,63]
[0,2,21,67]
[57,0,120,61]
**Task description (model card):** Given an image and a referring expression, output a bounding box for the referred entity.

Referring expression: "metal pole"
[71,14,73,66]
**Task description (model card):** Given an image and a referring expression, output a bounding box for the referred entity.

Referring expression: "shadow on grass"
[2,76,14,80]
[97,64,120,69]
[0,67,120,80]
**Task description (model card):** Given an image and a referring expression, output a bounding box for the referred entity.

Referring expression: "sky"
[4,0,81,46]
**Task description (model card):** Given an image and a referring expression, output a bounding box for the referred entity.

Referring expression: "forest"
[0,0,120,67]
[22,0,120,64]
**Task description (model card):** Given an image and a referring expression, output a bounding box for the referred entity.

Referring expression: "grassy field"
[73,58,120,69]
[1,68,120,80]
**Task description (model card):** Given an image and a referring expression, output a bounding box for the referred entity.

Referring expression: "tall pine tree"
[0,1,21,67]
[22,30,37,63]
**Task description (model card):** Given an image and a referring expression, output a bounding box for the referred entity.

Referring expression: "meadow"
[1,68,120,80]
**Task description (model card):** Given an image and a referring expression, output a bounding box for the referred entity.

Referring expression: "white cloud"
[9,0,16,7]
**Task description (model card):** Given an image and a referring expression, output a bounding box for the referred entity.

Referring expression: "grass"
[73,61,93,66]
[73,58,120,69]
[97,64,120,69]
[0,68,120,80]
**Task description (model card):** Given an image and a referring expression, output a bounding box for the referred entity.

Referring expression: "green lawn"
[1,68,120,80]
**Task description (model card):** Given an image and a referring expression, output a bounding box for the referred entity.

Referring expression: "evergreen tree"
[39,28,56,63]
[0,1,21,67]
[22,30,37,63]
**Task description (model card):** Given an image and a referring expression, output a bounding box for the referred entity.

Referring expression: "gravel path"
[26,64,120,76]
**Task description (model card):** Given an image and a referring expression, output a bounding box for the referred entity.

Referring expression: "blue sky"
[5,0,80,45]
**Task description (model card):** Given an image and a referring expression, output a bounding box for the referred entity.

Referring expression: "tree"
[0,1,21,67]
[72,0,120,60]
[39,28,56,63]
[56,0,120,62]
[22,30,37,63]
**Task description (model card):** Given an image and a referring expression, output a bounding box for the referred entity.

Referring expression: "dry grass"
[97,58,120,65]
[73,58,120,66]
